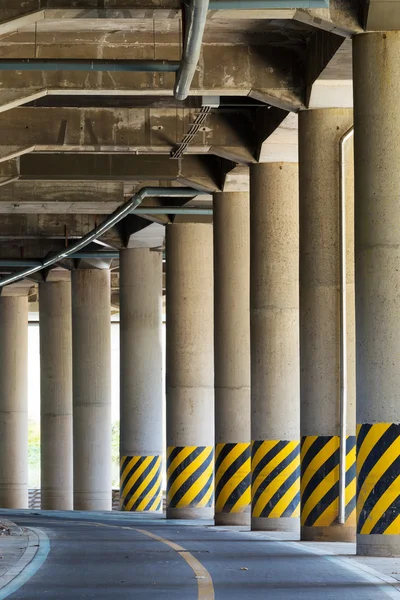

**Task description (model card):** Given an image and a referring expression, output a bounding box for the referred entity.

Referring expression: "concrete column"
[250,162,300,532]
[0,294,28,508]
[166,223,214,519]
[353,32,400,557]
[72,269,111,511]
[119,248,163,512]
[214,192,250,526]
[39,281,73,510]
[299,108,355,542]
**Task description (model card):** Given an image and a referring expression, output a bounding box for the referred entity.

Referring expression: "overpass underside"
[0,0,399,577]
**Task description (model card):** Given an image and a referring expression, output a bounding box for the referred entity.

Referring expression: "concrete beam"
[0,213,128,251]
[0,107,257,164]
[0,181,125,214]
[308,39,352,108]
[17,154,222,192]
[0,44,304,112]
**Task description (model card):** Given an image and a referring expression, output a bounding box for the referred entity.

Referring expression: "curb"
[0,520,22,537]
[0,528,50,599]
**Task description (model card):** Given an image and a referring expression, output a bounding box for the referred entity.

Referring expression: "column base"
[251,517,300,533]
[167,506,214,520]
[215,511,250,526]
[301,524,356,542]
[357,534,400,557]
[74,492,112,512]
[0,486,28,509]
[41,493,73,511]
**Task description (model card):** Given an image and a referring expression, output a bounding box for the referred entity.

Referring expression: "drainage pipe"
[174,0,210,101]
[0,187,198,288]
[0,59,180,73]
[209,0,327,6]
[338,125,354,525]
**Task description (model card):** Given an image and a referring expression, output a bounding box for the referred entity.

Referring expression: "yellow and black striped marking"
[357,423,400,535]
[301,435,356,527]
[167,446,213,509]
[120,455,162,512]
[215,443,250,514]
[251,440,300,519]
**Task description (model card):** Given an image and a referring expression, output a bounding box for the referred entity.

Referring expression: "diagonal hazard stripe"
[120,456,142,493]
[301,437,339,501]
[300,435,356,528]
[216,456,250,512]
[252,442,299,503]
[252,448,300,518]
[126,457,161,511]
[167,446,214,509]
[231,484,251,513]
[252,440,281,474]
[120,455,162,512]
[122,456,156,509]
[357,434,400,526]
[168,447,213,501]
[360,472,400,534]
[216,446,250,497]
[167,446,202,487]
[357,424,396,493]
[267,476,300,519]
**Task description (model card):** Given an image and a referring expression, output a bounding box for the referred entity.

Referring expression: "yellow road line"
[92,522,215,600]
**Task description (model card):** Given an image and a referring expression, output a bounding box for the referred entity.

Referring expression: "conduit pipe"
[209,0,327,6]
[0,0,210,102]
[338,125,354,525]
[0,59,180,73]
[0,187,198,289]
[174,0,210,101]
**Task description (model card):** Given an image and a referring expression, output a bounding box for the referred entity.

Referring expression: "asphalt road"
[1,511,398,599]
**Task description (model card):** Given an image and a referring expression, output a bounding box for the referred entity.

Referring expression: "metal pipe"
[135,207,212,215]
[0,187,198,288]
[209,0,327,7]
[0,59,180,73]
[338,124,354,525]
[174,0,210,101]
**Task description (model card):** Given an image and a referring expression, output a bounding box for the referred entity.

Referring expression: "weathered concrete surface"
[213,192,250,526]
[72,269,112,512]
[166,223,214,520]
[250,162,300,533]
[299,108,354,542]
[0,107,256,164]
[0,42,304,111]
[0,296,28,509]
[17,154,221,193]
[120,248,163,460]
[39,280,73,511]
[354,31,400,558]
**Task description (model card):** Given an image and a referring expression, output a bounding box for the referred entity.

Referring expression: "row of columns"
[1,30,399,557]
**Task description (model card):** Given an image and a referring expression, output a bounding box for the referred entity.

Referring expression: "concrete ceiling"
[0,0,378,289]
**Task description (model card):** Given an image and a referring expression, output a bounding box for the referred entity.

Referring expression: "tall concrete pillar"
[353,32,400,557]
[299,108,355,542]
[0,294,28,508]
[250,162,300,532]
[72,269,111,511]
[214,192,250,526]
[39,281,73,510]
[119,248,163,512]
[166,223,214,519]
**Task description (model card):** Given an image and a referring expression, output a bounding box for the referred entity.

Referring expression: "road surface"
[0,511,398,599]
